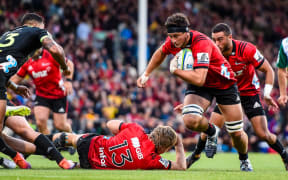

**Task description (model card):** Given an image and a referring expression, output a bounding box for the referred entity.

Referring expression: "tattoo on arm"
[42,37,55,50]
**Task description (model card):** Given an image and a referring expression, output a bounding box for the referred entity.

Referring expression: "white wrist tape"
[140,73,149,84]
[264,84,273,98]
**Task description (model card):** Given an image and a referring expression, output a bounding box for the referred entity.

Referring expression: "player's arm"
[10,74,24,84]
[63,59,74,95]
[276,43,288,106]
[257,59,278,109]
[65,60,74,80]
[257,60,274,96]
[278,67,287,97]
[170,135,186,170]
[6,79,30,98]
[278,67,287,106]
[41,37,70,75]
[106,120,123,135]
[137,46,167,88]
[173,68,208,87]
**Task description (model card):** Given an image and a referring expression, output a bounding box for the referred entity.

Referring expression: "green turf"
[0,152,287,180]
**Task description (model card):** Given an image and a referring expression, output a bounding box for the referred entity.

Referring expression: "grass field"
[0,152,287,180]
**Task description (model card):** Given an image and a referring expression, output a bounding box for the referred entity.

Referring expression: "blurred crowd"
[1,0,288,152]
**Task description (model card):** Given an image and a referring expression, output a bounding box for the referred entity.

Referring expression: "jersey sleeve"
[146,155,171,170]
[244,43,265,69]
[192,39,211,69]
[17,61,29,77]
[119,122,142,132]
[277,39,288,68]
[32,27,49,43]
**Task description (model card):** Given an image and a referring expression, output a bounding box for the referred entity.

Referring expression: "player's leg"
[0,72,7,132]
[218,104,252,171]
[52,96,72,132]
[182,85,214,134]
[34,106,50,134]
[0,81,30,168]
[52,132,82,148]
[187,106,225,168]
[244,95,288,170]
[1,133,32,169]
[53,133,95,169]
[215,84,251,171]
[5,115,76,169]
[53,113,72,132]
[2,132,36,154]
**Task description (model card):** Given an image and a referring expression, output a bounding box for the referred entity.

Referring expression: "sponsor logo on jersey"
[41,63,50,66]
[32,70,48,78]
[159,157,169,168]
[131,137,143,160]
[253,49,264,62]
[196,53,209,64]
[253,102,261,108]
[99,147,107,167]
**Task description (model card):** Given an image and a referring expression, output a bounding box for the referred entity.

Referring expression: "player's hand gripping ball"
[170,48,194,74]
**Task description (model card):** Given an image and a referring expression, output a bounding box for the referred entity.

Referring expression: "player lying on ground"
[1,105,76,169]
[52,120,186,170]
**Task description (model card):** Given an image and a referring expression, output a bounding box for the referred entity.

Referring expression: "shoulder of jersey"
[236,40,252,57]
[192,33,208,44]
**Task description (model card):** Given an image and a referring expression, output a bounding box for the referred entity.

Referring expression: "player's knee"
[36,118,47,127]
[229,131,243,140]
[54,121,69,131]
[255,131,270,141]
[182,104,204,129]
[225,120,244,136]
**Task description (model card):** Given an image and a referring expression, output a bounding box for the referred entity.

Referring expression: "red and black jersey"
[88,123,171,170]
[226,39,265,96]
[17,49,65,99]
[162,30,236,89]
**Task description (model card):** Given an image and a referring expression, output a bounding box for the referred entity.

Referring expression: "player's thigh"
[184,84,212,111]
[5,116,39,141]
[183,94,211,110]
[215,84,242,122]
[210,107,225,128]
[53,112,67,126]
[34,106,50,122]
[217,103,243,122]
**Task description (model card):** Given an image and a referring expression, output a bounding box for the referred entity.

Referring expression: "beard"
[221,43,230,53]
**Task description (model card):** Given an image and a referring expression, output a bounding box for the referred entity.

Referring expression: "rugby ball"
[175,48,194,70]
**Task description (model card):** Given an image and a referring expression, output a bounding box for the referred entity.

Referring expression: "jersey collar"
[231,40,236,56]
[185,32,193,48]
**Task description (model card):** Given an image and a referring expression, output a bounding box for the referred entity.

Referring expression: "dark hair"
[212,23,232,36]
[164,13,190,28]
[21,13,44,25]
